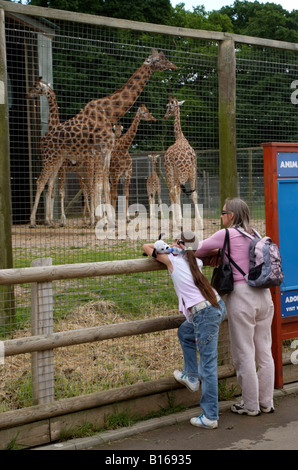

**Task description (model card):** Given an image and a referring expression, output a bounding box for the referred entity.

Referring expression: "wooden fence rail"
[4,315,185,357]
[0,256,233,442]
[0,257,166,286]
[0,256,180,406]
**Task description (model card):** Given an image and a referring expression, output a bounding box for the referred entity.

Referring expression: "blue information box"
[263,143,298,387]
[280,291,298,318]
[277,152,298,177]
[277,170,298,317]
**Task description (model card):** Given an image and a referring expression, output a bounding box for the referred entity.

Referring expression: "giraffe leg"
[102,165,113,220]
[148,193,156,220]
[157,187,164,217]
[77,175,91,225]
[100,138,114,221]
[83,188,91,225]
[88,181,96,226]
[189,189,203,231]
[93,151,103,221]
[30,166,54,227]
[45,181,55,226]
[124,173,131,220]
[110,174,120,211]
[58,165,67,227]
[173,185,182,232]
[167,172,182,233]
[46,165,62,227]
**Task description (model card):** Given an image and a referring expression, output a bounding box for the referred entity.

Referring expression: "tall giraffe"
[110,104,156,216]
[28,50,177,227]
[163,96,202,230]
[26,77,95,226]
[146,154,164,219]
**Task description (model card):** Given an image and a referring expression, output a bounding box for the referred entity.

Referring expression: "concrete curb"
[33,382,298,450]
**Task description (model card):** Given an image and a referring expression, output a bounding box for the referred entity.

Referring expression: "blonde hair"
[225,198,251,231]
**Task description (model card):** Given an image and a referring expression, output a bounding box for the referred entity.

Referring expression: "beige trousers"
[225,283,275,411]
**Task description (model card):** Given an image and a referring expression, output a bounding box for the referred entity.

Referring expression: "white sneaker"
[231,402,261,416]
[190,413,218,429]
[260,405,275,413]
[173,370,200,392]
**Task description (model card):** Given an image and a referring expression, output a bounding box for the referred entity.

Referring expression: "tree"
[170,3,233,32]
[28,0,173,25]
[220,0,298,41]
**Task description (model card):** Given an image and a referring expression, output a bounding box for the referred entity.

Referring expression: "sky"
[170,0,297,13]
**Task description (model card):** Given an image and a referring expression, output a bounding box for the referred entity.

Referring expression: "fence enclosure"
[0,1,298,449]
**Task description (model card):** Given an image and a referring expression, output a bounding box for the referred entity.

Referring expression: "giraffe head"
[148,154,160,165]
[137,104,157,122]
[113,124,124,139]
[144,49,177,72]
[164,96,185,120]
[26,77,52,99]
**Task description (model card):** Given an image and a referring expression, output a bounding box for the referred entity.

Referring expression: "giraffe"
[109,104,156,216]
[163,96,202,231]
[26,77,96,226]
[26,77,60,129]
[146,154,164,219]
[28,49,177,228]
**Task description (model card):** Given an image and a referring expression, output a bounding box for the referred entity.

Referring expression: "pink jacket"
[196,228,251,284]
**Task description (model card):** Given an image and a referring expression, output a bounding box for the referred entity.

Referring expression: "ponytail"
[185,251,220,308]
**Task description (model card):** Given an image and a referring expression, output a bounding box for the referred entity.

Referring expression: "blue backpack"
[229,227,284,289]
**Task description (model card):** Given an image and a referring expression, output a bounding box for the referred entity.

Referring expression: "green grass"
[8,243,178,335]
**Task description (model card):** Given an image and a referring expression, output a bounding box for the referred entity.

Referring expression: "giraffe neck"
[174,102,184,140]
[152,159,157,175]
[46,89,60,129]
[86,63,153,124]
[116,110,141,152]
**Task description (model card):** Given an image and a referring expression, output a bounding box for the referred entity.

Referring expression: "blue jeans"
[177,299,226,421]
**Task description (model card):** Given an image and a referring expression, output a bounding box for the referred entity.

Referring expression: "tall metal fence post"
[218,39,238,208]
[31,258,54,405]
[0,7,14,326]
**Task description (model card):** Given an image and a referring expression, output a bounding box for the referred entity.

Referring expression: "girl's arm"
[142,243,173,272]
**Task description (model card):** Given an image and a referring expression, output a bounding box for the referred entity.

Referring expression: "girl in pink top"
[196,198,275,416]
[143,232,225,429]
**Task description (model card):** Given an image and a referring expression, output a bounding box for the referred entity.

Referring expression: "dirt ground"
[11,217,266,251]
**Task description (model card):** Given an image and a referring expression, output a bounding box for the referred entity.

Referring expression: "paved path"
[91,390,298,451]
[36,383,298,451]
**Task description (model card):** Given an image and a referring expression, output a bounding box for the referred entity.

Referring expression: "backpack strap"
[223,227,248,277]
[233,225,261,240]
[225,252,246,276]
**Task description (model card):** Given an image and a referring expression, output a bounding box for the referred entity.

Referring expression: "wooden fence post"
[31,258,54,405]
[0,7,14,326]
[218,39,238,208]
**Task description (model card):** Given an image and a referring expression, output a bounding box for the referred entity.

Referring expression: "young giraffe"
[109,104,156,217]
[146,154,164,219]
[28,50,177,227]
[163,96,202,231]
[26,77,95,226]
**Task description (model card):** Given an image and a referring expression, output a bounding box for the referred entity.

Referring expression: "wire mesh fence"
[1,5,298,412]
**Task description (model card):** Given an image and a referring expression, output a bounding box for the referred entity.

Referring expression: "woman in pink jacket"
[196,198,275,416]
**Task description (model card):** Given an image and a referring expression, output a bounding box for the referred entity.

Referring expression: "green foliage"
[28,0,173,25]
[220,0,298,41]
[24,0,298,149]
[170,3,233,32]
[25,0,298,40]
